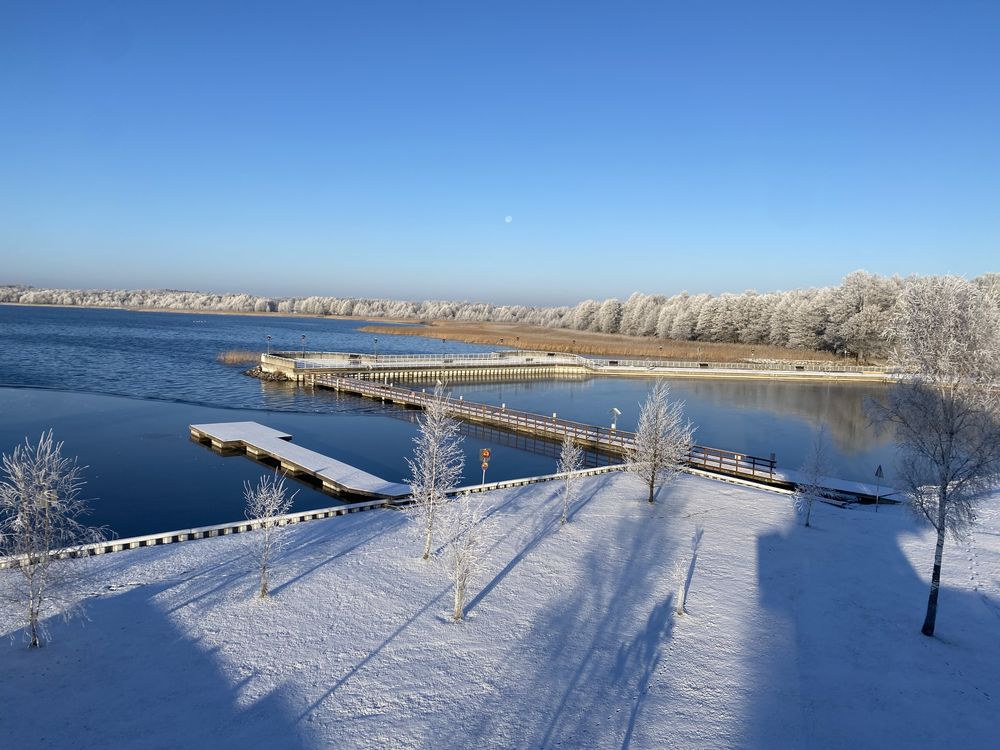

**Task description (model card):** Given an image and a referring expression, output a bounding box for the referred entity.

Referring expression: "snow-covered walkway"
[2,473,997,749]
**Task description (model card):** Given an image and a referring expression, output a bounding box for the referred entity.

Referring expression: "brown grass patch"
[216,349,261,365]
[358,320,853,363]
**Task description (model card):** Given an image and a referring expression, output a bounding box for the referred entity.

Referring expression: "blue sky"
[1,1,997,305]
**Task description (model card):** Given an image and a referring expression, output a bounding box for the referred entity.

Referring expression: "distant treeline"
[3,271,997,362]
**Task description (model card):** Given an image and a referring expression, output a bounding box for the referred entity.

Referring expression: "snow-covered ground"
[2,473,998,749]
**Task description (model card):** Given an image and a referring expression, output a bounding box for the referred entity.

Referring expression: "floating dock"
[189,421,410,500]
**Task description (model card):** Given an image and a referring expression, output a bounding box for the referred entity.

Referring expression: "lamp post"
[374,337,378,364]
[610,407,621,430]
[266,335,272,354]
[301,335,306,358]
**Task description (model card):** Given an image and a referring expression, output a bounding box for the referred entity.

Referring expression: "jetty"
[189,422,410,500]
[312,376,782,485]
[260,349,892,384]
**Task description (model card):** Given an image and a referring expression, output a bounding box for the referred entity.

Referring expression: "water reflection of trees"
[669,379,891,455]
[256,374,892,459]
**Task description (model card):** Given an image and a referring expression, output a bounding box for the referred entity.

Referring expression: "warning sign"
[480,448,491,460]
[482,462,489,471]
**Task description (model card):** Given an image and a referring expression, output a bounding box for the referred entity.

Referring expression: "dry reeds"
[217,349,261,365]
[357,321,853,364]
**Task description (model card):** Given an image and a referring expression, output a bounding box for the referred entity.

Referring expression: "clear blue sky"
[1,1,997,305]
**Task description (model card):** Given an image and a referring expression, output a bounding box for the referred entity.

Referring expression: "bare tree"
[557,433,583,524]
[676,526,704,615]
[628,380,695,503]
[0,431,106,648]
[794,424,832,528]
[869,276,1000,636]
[439,493,494,621]
[244,472,296,598]
[408,383,465,560]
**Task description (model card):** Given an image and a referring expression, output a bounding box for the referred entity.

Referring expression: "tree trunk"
[453,582,464,621]
[647,477,655,504]
[921,496,948,637]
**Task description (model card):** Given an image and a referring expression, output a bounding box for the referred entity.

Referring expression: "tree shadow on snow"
[0,582,316,750]
[469,480,683,748]
[744,504,1000,749]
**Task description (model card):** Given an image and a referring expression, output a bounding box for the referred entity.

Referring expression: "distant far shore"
[0,301,854,363]
[0,301,414,325]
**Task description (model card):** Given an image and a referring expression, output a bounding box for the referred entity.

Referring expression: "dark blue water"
[0,305,895,537]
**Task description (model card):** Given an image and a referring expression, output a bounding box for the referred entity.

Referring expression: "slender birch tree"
[0,431,106,648]
[408,383,465,560]
[439,493,493,621]
[628,381,695,503]
[557,433,583,524]
[244,472,295,598]
[794,424,831,528]
[869,276,1000,636]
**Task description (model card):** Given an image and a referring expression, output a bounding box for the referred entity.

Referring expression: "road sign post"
[480,449,491,485]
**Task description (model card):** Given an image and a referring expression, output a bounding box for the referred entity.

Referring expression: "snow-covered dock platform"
[189,422,410,500]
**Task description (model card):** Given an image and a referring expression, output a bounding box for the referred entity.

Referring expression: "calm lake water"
[0,305,896,536]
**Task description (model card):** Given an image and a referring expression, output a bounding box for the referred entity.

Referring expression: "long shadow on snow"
[470,475,683,748]
[743,503,1000,749]
[465,474,613,615]
[0,582,315,750]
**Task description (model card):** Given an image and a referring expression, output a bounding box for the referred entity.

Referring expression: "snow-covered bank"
[2,473,998,749]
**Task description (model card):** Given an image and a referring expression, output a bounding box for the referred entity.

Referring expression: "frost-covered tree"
[0,431,106,648]
[407,384,465,560]
[794,424,831,528]
[439,493,493,621]
[244,472,296,598]
[628,381,695,503]
[869,276,1000,637]
[557,433,583,524]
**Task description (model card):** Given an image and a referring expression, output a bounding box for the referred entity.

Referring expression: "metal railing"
[316,375,778,482]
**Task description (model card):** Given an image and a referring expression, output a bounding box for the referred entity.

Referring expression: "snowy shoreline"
[3,472,997,749]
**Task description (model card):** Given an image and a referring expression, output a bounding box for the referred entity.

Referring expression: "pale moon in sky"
[505,215,513,224]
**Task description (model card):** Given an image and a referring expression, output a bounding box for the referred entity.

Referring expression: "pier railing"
[315,375,779,483]
[267,350,891,376]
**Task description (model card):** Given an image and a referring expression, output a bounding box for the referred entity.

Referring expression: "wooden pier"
[313,376,781,485]
[189,422,410,500]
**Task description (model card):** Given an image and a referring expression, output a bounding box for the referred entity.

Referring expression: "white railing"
[0,499,389,570]
[265,350,891,376]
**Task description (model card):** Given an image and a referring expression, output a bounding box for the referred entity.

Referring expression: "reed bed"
[216,349,261,365]
[358,321,853,363]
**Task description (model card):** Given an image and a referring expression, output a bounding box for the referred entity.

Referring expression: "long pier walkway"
[314,375,782,485]
[189,422,410,499]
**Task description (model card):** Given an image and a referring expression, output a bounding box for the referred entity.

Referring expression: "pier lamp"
[301,335,306,358]
[266,335,272,354]
[610,407,621,430]
[374,337,378,363]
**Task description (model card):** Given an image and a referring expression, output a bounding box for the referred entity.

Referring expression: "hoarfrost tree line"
[6,271,999,361]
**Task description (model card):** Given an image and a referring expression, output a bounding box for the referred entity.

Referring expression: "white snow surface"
[2,473,998,749]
